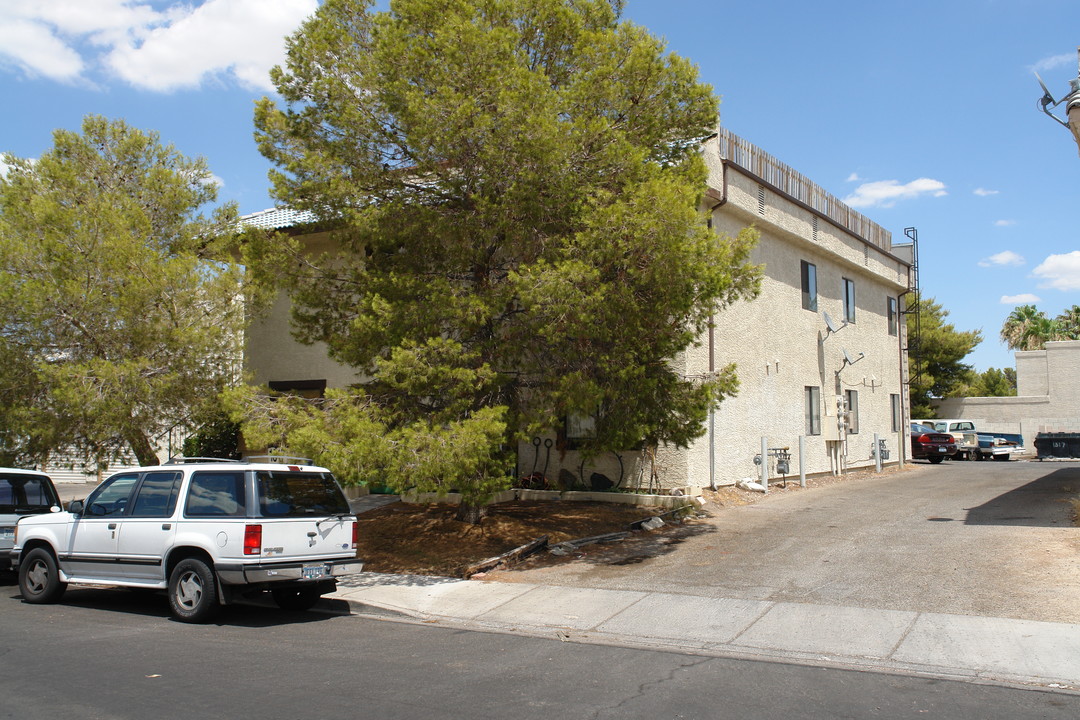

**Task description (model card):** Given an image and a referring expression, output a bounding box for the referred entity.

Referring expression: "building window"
[565,411,596,444]
[844,389,859,434]
[757,184,766,215]
[801,261,817,311]
[268,379,327,399]
[891,394,902,433]
[887,296,898,336]
[805,386,821,436]
[842,277,856,323]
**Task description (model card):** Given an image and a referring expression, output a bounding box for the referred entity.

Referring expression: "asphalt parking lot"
[490,459,1080,624]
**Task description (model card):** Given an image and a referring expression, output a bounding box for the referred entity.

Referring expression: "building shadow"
[964,466,1080,527]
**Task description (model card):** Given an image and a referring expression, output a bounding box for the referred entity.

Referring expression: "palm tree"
[1000,304,1058,351]
[1055,305,1080,340]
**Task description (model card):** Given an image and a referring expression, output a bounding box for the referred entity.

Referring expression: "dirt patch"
[356,466,910,578]
[355,500,681,577]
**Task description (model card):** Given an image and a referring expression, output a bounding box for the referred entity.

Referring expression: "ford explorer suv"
[1,468,62,572]
[12,457,362,623]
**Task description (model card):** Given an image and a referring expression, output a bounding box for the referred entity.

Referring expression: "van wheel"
[928,455,944,464]
[19,548,67,604]
[168,558,218,623]
[272,586,322,611]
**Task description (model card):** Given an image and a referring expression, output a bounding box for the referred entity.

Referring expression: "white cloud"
[842,178,947,209]
[845,172,864,182]
[1001,294,1041,304]
[0,18,85,82]
[978,251,1025,268]
[1033,251,1080,291]
[1032,53,1075,73]
[0,0,317,91]
[994,219,1016,227]
[973,187,999,196]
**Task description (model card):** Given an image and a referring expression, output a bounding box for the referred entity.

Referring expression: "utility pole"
[1037,47,1080,156]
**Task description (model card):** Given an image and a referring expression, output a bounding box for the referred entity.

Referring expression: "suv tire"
[272,585,323,611]
[19,547,67,604]
[168,558,218,623]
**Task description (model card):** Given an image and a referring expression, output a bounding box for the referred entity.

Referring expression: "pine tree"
[0,116,247,467]
[243,0,761,521]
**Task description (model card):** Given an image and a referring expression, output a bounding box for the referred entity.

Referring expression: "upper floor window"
[887,296,898,336]
[801,261,817,311]
[842,277,856,323]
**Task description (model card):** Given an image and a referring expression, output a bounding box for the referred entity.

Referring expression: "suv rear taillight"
[244,524,262,555]
[351,521,358,549]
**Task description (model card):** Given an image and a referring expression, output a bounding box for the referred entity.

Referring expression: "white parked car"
[11,457,362,622]
[1,468,62,572]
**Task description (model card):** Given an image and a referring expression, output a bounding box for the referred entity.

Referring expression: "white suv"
[11,457,362,623]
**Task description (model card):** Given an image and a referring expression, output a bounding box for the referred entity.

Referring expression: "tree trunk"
[455,501,487,525]
[125,429,160,467]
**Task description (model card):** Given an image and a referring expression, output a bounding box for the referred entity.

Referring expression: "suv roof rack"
[164,457,242,464]
[244,455,314,465]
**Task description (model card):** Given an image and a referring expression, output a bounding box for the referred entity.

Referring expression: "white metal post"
[760,436,769,493]
[874,432,882,472]
[799,435,806,487]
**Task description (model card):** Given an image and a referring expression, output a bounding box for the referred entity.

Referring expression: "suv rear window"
[0,473,59,513]
[256,472,349,517]
[185,471,246,517]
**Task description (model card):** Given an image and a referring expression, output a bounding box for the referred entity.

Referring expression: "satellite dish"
[1035,71,1070,127]
[823,311,841,335]
[1036,71,1056,105]
[841,348,865,366]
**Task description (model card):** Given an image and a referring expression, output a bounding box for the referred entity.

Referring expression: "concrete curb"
[327,574,1080,693]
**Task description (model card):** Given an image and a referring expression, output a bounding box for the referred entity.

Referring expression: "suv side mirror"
[67,499,84,515]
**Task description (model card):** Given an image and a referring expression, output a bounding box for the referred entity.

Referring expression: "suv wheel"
[271,585,323,611]
[168,558,218,623]
[19,547,67,604]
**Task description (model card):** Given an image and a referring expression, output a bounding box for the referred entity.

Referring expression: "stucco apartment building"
[934,340,1080,450]
[242,128,914,491]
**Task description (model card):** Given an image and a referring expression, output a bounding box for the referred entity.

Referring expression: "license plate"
[0,527,13,540]
[302,563,330,579]
[938,447,947,452]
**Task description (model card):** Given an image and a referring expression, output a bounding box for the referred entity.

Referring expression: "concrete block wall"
[934,340,1080,450]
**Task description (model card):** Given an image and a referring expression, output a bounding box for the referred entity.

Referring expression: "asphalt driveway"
[491,460,1080,624]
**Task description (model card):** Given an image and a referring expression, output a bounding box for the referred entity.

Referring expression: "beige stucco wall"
[671,164,907,488]
[244,230,364,390]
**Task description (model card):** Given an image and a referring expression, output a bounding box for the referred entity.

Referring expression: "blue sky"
[1,0,1078,373]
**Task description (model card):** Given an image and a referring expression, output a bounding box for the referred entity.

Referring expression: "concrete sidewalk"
[327,572,1080,692]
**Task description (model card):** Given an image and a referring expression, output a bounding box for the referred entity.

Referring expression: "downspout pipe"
[897,284,913,466]
[703,169,728,490]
